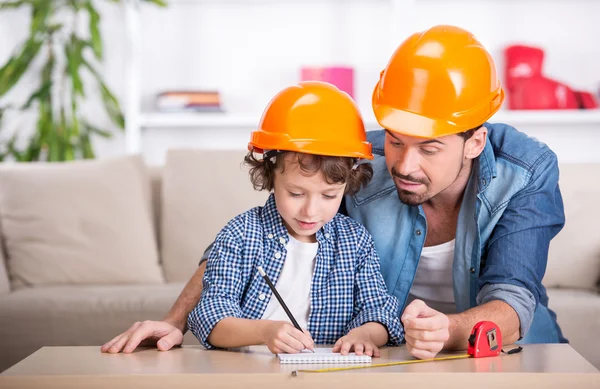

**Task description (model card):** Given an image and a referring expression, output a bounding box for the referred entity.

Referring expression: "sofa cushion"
[148,166,163,249]
[547,288,600,368]
[161,150,268,282]
[0,221,9,294]
[0,283,197,372]
[0,156,164,286]
[543,164,600,290]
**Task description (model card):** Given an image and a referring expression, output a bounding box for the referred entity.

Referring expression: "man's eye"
[421,149,436,155]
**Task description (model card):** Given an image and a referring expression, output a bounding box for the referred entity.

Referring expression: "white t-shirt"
[406,239,456,314]
[261,234,318,329]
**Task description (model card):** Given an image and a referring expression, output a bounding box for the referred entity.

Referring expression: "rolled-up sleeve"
[476,283,535,337]
[345,232,404,345]
[187,217,248,349]
[479,150,565,338]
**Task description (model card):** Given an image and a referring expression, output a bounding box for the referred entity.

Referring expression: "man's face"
[384,130,473,206]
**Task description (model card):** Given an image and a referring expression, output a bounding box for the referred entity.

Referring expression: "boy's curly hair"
[244,151,373,196]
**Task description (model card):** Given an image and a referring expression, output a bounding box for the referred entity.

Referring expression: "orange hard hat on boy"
[249,81,373,160]
[372,25,505,138]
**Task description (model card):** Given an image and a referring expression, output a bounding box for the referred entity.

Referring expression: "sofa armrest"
[0,222,10,294]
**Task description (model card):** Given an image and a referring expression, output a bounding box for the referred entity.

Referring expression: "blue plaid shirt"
[188,194,404,349]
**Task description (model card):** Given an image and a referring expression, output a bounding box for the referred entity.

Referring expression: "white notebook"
[277,348,372,364]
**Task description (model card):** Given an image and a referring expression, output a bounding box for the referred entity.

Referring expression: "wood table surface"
[1,344,598,388]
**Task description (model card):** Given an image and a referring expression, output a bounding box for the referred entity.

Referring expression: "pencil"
[257,266,314,352]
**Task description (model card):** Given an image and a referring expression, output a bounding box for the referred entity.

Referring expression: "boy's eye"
[289,192,302,197]
[323,194,337,200]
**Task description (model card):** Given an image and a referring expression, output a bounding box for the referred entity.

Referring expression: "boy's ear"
[464,126,487,160]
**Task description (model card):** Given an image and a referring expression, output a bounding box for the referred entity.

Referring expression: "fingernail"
[158,340,168,349]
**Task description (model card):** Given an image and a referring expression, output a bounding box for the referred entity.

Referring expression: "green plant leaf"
[0,1,31,10]
[30,0,52,35]
[65,35,85,97]
[35,96,53,161]
[68,0,83,11]
[6,134,24,162]
[23,131,42,161]
[100,83,124,129]
[83,121,113,138]
[82,59,124,129]
[0,37,44,96]
[21,80,51,109]
[80,127,95,159]
[142,0,168,7]
[85,1,102,60]
[47,23,63,34]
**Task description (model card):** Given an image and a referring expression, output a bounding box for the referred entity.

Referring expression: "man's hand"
[332,323,387,357]
[259,321,314,355]
[402,299,450,359]
[101,320,184,354]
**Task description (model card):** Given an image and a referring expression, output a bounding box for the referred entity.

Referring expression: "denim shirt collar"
[475,124,498,194]
[260,193,334,246]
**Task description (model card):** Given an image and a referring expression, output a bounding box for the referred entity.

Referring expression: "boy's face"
[273,155,346,243]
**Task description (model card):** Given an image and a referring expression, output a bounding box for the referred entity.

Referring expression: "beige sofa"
[0,149,598,372]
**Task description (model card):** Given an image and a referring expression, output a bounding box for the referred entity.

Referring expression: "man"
[102,25,566,358]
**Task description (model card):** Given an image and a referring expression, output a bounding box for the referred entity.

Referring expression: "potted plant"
[0,0,166,161]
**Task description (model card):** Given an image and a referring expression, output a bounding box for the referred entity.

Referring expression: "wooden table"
[1,344,598,388]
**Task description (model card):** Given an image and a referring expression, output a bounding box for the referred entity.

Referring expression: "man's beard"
[391,158,465,206]
[390,167,430,206]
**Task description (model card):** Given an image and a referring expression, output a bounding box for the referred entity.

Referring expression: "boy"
[188,81,403,357]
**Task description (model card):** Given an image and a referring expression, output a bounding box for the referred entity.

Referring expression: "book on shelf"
[156,90,223,112]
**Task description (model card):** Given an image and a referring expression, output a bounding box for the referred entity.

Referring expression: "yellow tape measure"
[295,353,472,374]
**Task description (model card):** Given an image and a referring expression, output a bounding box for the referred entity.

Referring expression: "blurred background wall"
[1,0,599,164]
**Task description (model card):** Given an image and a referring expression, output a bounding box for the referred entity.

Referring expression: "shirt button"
[258,293,266,301]
[267,233,273,239]
[415,230,422,236]
[482,178,487,186]
[279,237,286,244]
[470,267,476,274]
[274,252,282,259]
[325,233,331,239]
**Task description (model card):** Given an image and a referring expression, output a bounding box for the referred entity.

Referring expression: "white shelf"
[140,112,382,129]
[490,110,600,125]
[163,0,389,4]
[140,110,600,130]
[141,112,259,128]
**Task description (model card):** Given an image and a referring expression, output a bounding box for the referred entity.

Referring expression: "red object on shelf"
[300,66,354,99]
[504,45,545,91]
[576,91,599,109]
[504,44,598,110]
[509,75,579,110]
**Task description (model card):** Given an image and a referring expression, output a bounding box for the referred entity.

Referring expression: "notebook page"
[277,348,372,364]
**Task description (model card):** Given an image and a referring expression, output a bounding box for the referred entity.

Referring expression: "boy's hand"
[332,324,383,357]
[259,320,314,354]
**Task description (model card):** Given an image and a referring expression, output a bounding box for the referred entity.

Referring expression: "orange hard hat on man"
[249,81,373,159]
[372,25,505,138]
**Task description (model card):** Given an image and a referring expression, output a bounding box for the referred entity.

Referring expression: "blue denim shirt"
[188,194,404,349]
[345,124,566,343]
